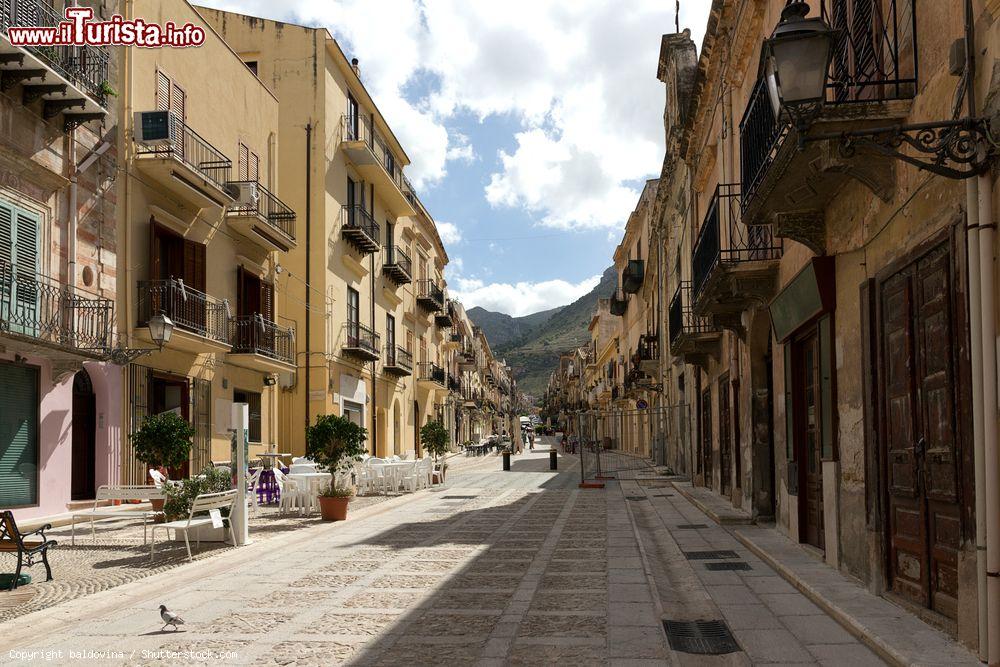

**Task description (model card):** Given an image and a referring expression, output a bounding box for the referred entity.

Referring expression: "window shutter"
[0,363,39,507]
[249,150,259,183]
[0,202,13,268]
[261,281,274,322]
[170,83,185,120]
[156,71,170,111]
[784,343,794,461]
[236,265,245,317]
[183,240,206,292]
[819,315,834,460]
[238,144,248,181]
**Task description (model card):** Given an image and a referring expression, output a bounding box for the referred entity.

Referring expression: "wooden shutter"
[183,240,206,292]
[236,265,245,317]
[238,144,248,181]
[0,363,39,506]
[171,83,185,120]
[261,281,274,322]
[249,150,259,183]
[149,220,162,280]
[784,343,794,461]
[818,315,835,460]
[156,71,170,111]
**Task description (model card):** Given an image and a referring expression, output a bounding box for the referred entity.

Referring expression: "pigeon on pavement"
[159,604,185,631]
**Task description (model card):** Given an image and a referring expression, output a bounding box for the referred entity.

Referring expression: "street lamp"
[148,313,174,349]
[762,0,835,128]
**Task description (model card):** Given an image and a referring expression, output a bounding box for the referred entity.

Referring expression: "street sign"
[636,399,649,409]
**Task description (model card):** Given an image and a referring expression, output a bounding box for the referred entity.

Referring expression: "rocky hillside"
[468,266,617,399]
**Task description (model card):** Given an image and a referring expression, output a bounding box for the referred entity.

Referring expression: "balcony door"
[386,314,396,362]
[236,267,274,353]
[149,224,206,333]
[719,373,732,497]
[156,70,185,154]
[151,373,190,479]
[347,94,359,141]
[0,200,40,337]
[792,329,825,551]
[347,286,360,346]
[386,222,395,261]
[238,143,260,183]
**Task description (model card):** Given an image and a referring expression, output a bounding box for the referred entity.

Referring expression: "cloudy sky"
[200,0,712,316]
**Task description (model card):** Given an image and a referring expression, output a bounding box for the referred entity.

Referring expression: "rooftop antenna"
[675,0,680,33]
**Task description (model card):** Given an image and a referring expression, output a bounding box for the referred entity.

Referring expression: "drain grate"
[684,550,740,560]
[653,493,675,497]
[675,523,708,530]
[662,619,740,655]
[442,495,477,499]
[625,496,648,501]
[705,561,752,571]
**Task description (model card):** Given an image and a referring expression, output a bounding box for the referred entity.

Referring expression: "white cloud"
[436,221,463,245]
[451,274,601,317]
[195,0,712,225]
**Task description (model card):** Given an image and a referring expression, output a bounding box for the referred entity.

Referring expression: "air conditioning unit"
[230,181,259,207]
[133,111,172,144]
[278,370,296,389]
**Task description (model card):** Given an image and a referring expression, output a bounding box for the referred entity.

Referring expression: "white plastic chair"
[399,461,420,493]
[289,463,318,474]
[274,469,304,515]
[365,457,390,494]
[149,469,167,488]
[246,468,262,517]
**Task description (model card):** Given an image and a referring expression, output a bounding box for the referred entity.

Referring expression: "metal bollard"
[549,450,558,470]
[503,451,511,471]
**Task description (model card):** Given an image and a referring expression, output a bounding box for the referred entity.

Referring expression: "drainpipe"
[68,133,77,297]
[304,123,312,437]
[980,170,1000,667]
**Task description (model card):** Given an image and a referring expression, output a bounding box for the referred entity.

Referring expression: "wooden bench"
[70,485,166,545]
[150,489,237,562]
[0,511,56,589]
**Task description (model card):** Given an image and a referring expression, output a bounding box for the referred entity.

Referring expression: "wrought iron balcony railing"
[418,361,445,385]
[383,245,412,283]
[668,281,715,349]
[636,333,659,363]
[343,321,380,359]
[416,279,445,311]
[226,181,296,242]
[448,373,462,392]
[692,183,782,300]
[230,315,294,365]
[341,204,380,253]
[0,0,109,105]
[341,113,411,198]
[0,259,113,354]
[134,112,232,191]
[740,0,916,208]
[622,259,644,294]
[385,344,413,373]
[610,289,628,316]
[137,278,230,344]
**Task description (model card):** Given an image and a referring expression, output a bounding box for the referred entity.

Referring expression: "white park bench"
[70,485,165,545]
[150,489,237,562]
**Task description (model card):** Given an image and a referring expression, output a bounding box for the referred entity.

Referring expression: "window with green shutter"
[0,199,41,338]
[0,362,39,507]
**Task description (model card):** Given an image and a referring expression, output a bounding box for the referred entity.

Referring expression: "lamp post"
[147,313,174,349]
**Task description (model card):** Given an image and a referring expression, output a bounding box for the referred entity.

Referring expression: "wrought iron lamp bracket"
[803,117,995,180]
[106,342,157,366]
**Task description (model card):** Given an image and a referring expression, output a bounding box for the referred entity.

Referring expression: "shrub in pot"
[162,466,233,523]
[420,420,450,483]
[317,484,354,521]
[131,412,194,513]
[306,414,367,520]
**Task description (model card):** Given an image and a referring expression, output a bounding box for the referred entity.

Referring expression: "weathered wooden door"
[879,243,961,620]
[719,374,732,496]
[793,331,824,550]
[701,388,713,488]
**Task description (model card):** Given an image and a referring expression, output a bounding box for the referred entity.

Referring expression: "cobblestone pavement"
[0,443,891,665]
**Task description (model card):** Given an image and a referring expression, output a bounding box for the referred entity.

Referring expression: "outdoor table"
[287,471,333,513]
[256,466,290,505]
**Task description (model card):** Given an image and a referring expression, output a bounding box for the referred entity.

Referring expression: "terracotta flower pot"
[318,496,350,521]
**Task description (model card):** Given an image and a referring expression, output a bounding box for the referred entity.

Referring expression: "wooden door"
[793,331,825,550]
[879,243,962,620]
[150,374,190,479]
[701,387,712,488]
[719,374,732,496]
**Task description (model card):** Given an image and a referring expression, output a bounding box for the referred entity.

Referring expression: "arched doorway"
[72,369,97,500]
[747,309,776,520]
[392,400,401,455]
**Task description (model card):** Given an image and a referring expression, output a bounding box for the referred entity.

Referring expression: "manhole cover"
[662,619,740,655]
[625,496,648,501]
[676,523,708,530]
[705,561,752,571]
[443,495,477,499]
[684,550,740,560]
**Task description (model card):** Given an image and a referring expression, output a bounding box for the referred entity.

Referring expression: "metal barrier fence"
[572,405,691,482]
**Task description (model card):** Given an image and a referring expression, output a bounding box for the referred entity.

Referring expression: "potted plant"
[317,484,354,521]
[420,420,450,483]
[162,466,234,541]
[306,414,367,521]
[130,412,194,513]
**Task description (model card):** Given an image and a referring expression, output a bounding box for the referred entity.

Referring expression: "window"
[347,94,359,140]
[406,329,413,353]
[0,362,39,507]
[244,60,258,76]
[238,143,259,182]
[233,389,262,443]
[0,200,40,335]
[419,338,427,365]
[386,314,396,350]
[386,221,394,250]
[236,266,274,321]
[343,399,363,427]
[384,150,395,176]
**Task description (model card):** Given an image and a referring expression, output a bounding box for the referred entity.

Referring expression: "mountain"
[468,266,617,399]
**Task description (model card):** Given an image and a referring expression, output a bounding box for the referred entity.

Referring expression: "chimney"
[351,57,360,77]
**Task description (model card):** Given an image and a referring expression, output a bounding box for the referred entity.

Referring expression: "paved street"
[1,439,892,665]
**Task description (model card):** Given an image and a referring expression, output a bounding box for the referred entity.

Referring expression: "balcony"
[340,205,380,254]
[137,279,231,354]
[448,374,462,393]
[133,111,234,214]
[0,0,109,130]
[417,361,446,388]
[610,289,627,316]
[692,184,782,328]
[622,259,644,294]
[341,321,380,362]
[739,0,916,254]
[634,333,659,375]
[383,344,412,377]
[0,259,113,363]
[339,114,416,218]
[226,181,296,253]
[668,282,720,368]
[435,300,454,327]
[416,279,444,312]
[228,315,295,373]
[382,245,412,285]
